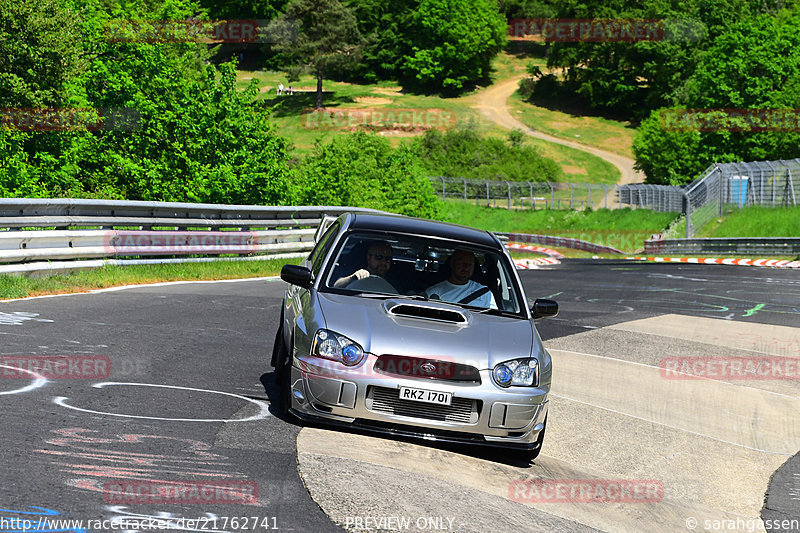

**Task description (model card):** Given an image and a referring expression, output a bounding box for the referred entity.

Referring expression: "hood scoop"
[385,301,468,324]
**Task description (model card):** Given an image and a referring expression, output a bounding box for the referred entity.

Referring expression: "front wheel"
[271,326,292,415]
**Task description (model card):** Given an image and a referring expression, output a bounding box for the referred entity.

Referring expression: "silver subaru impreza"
[272,212,557,459]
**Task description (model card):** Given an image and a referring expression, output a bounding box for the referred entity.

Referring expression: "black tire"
[271,324,292,415]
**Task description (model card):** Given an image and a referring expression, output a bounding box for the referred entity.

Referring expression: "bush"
[292,132,440,218]
[413,127,563,182]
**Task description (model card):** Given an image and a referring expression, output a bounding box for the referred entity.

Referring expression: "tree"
[633,9,800,184]
[0,0,84,107]
[532,0,782,118]
[2,0,295,204]
[271,0,364,108]
[400,0,507,92]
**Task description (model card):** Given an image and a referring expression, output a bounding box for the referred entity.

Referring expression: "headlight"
[493,359,538,387]
[312,329,365,367]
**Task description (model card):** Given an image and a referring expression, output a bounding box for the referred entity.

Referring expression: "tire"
[271,324,292,415]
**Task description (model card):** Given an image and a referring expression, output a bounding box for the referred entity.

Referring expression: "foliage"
[344,0,507,92]
[413,127,563,182]
[400,0,507,91]
[198,0,287,19]
[1,0,294,204]
[0,0,84,108]
[525,0,783,119]
[499,0,558,18]
[344,0,415,83]
[292,132,440,218]
[634,9,800,184]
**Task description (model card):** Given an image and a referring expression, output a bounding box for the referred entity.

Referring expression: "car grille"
[367,386,479,424]
[373,354,481,383]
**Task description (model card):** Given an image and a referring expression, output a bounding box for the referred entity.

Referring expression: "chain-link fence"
[618,159,800,237]
[616,184,685,213]
[429,176,616,210]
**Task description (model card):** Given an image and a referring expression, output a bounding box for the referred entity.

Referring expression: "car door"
[284,219,342,357]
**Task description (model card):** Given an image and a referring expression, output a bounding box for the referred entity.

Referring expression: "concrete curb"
[507,243,565,259]
[626,256,800,268]
[514,257,561,269]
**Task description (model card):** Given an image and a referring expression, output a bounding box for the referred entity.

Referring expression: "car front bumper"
[287,354,549,449]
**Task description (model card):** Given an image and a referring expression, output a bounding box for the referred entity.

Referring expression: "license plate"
[399,387,452,406]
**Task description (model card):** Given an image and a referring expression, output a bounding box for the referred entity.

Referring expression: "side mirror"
[281,264,313,289]
[531,298,558,319]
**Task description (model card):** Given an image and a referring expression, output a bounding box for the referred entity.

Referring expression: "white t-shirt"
[425,280,498,309]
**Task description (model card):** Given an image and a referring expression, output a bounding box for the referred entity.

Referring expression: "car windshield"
[321,231,524,316]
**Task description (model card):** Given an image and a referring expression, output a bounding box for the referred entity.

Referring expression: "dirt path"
[472,77,644,188]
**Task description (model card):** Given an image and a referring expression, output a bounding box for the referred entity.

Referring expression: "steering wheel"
[348,275,397,293]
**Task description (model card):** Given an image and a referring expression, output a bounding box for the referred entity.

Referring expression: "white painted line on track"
[551,348,800,400]
[550,393,791,456]
[0,363,48,395]
[54,382,270,422]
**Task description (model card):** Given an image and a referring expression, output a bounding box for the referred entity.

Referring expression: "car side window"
[309,221,340,277]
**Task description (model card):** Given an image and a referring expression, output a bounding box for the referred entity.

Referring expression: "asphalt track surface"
[0,260,797,533]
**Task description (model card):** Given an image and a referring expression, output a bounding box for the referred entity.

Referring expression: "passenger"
[334,241,393,288]
[425,249,497,309]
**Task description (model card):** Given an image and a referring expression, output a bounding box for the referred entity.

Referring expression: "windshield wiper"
[349,292,395,299]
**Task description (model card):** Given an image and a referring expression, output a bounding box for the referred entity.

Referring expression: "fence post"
[485,179,490,206]
[440,176,446,200]
[505,181,511,210]
[587,183,592,209]
[602,184,608,208]
[463,178,467,201]
[684,190,692,238]
[528,181,534,210]
[549,182,554,209]
[568,183,574,209]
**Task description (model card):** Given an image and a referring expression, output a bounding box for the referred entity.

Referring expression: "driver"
[333,241,393,288]
[425,249,498,309]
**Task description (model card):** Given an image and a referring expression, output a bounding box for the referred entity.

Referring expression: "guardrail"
[496,232,624,255]
[644,237,800,256]
[0,199,382,276]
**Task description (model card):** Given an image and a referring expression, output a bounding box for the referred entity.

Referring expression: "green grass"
[0,258,298,300]
[439,200,679,252]
[239,69,485,156]
[696,206,800,238]
[237,48,624,184]
[508,92,637,160]
[521,136,620,185]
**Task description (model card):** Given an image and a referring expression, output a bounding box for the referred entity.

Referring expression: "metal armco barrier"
[0,199,383,275]
[644,237,800,256]
[499,232,624,255]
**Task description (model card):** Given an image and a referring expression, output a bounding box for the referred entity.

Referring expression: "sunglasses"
[369,253,392,261]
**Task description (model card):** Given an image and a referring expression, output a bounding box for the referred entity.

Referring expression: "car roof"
[346,213,500,248]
